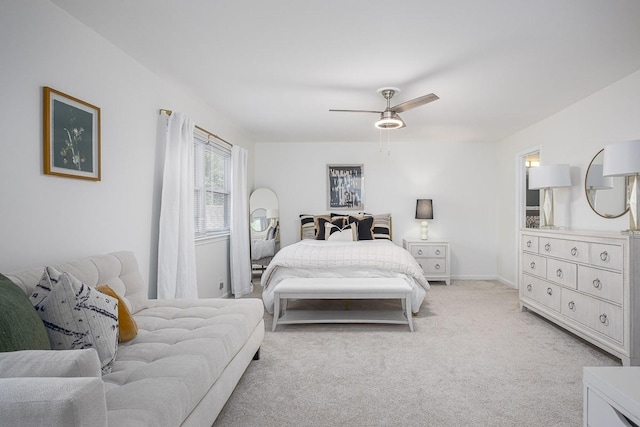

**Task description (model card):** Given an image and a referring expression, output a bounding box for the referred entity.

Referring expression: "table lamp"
[528,164,571,228]
[415,199,433,240]
[603,139,640,233]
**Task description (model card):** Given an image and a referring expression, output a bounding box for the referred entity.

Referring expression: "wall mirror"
[584,149,628,218]
[249,188,279,237]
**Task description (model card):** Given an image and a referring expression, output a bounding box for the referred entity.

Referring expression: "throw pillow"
[348,215,375,240]
[315,216,345,240]
[31,267,118,375]
[0,273,51,352]
[97,285,138,343]
[299,214,316,240]
[359,212,392,240]
[326,222,357,241]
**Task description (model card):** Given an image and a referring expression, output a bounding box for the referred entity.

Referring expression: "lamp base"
[420,220,429,240]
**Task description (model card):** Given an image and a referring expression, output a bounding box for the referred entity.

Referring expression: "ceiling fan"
[330,87,439,130]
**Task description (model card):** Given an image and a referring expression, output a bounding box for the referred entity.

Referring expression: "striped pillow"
[299,214,316,240]
[359,212,392,240]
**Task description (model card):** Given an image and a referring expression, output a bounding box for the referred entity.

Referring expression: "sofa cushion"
[0,273,51,352]
[101,298,264,427]
[0,349,101,378]
[31,267,119,374]
[97,285,138,343]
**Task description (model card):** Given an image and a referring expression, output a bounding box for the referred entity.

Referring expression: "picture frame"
[327,164,364,210]
[43,87,101,181]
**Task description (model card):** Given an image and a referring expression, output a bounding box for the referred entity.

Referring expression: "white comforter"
[261,239,430,313]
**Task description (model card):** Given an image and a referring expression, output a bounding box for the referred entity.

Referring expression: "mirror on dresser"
[584,149,628,218]
[249,188,279,271]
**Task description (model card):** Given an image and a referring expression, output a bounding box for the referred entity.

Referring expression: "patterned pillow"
[30,267,118,375]
[315,216,345,240]
[358,213,392,240]
[300,214,317,240]
[347,215,375,240]
[326,222,357,241]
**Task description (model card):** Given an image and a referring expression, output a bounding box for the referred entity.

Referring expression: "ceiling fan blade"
[329,109,382,114]
[391,93,439,113]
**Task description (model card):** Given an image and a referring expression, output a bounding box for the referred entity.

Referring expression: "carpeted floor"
[213,280,620,427]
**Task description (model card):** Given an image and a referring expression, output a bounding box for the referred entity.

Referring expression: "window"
[193,130,231,239]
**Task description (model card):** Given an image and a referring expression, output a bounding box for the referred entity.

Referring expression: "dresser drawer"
[590,243,624,272]
[522,253,547,279]
[522,235,539,253]
[417,258,447,274]
[410,244,446,258]
[539,237,590,264]
[578,265,623,305]
[546,258,577,289]
[521,274,561,312]
[561,289,623,343]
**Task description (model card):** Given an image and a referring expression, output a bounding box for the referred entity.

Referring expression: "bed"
[260,213,430,314]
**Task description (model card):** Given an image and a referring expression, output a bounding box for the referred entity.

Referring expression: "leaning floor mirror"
[249,188,279,272]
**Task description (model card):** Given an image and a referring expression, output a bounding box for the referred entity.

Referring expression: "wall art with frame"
[327,164,364,210]
[43,87,101,181]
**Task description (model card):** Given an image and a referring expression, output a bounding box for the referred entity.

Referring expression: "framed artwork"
[327,164,364,210]
[43,87,101,181]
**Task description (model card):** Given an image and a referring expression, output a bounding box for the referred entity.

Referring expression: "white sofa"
[0,251,264,427]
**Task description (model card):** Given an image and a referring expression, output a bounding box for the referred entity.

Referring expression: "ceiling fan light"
[375,118,403,129]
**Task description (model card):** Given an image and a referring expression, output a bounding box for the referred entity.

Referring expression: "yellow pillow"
[96,285,138,343]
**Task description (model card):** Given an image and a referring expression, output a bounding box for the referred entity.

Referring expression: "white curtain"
[230,145,252,298]
[157,112,198,299]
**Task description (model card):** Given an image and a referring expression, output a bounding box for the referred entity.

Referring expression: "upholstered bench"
[272,277,414,332]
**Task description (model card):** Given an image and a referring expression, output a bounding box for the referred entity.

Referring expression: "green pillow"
[0,272,51,352]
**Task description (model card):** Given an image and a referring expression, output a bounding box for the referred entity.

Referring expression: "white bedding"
[261,239,430,313]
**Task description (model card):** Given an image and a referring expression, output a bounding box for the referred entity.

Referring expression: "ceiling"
[51,0,640,143]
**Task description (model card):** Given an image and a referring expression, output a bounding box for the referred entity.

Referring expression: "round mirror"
[250,208,269,232]
[585,149,628,218]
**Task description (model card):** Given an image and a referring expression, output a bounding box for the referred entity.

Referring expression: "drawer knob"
[435,264,441,270]
[556,269,563,278]
[435,249,441,255]
[526,240,532,248]
[600,251,609,262]
[599,313,608,325]
[527,284,532,292]
[545,243,551,252]
[530,261,536,269]
[417,249,423,255]
[546,287,553,296]
[593,278,602,289]
[571,247,578,257]
[568,301,575,310]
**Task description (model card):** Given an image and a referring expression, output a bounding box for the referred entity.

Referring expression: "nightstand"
[403,239,450,285]
[583,367,640,426]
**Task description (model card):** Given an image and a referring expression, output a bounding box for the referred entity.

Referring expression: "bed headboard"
[299,213,392,241]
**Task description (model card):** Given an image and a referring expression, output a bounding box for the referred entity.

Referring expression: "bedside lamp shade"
[528,164,571,228]
[603,139,640,232]
[415,199,433,240]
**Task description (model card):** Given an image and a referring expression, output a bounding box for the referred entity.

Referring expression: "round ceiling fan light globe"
[375,118,403,129]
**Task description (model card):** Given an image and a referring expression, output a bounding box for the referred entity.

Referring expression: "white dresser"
[520,229,640,365]
[403,239,450,285]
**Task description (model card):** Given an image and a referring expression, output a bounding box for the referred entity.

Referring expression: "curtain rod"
[159,109,232,146]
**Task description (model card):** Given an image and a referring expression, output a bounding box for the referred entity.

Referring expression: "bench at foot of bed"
[272,278,414,332]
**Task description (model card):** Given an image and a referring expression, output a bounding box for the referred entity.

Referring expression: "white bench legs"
[272,278,414,332]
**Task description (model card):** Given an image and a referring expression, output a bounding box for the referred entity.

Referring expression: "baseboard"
[447,276,517,289]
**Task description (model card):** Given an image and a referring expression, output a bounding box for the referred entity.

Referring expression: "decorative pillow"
[30,267,118,375]
[0,273,51,352]
[348,215,375,240]
[315,216,345,240]
[299,214,316,240]
[359,212,392,240]
[326,222,357,241]
[97,285,138,343]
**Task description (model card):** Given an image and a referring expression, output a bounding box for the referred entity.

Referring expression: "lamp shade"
[528,164,571,189]
[415,199,433,220]
[603,140,640,177]
[586,164,613,190]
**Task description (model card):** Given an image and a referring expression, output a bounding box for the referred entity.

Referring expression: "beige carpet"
[214,280,619,427]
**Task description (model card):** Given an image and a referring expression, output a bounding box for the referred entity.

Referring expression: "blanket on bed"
[261,240,429,313]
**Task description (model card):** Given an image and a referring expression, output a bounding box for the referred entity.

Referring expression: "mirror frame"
[584,149,628,219]
[250,208,269,232]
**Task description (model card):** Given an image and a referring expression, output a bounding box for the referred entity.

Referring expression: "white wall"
[496,69,640,286]
[0,1,253,298]
[254,140,500,280]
